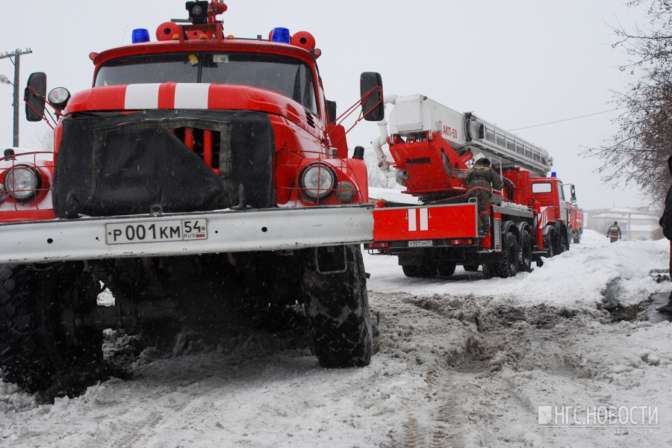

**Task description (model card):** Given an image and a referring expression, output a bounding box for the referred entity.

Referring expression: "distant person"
[466,158,503,235]
[606,221,622,243]
[657,156,672,314]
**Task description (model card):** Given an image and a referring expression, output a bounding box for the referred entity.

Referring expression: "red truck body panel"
[373,204,479,242]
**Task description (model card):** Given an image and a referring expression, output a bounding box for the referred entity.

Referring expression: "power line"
[509,108,621,132]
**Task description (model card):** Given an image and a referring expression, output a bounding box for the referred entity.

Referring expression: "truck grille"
[54,110,276,218]
[174,127,222,171]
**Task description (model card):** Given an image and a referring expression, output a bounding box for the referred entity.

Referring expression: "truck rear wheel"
[464,263,480,272]
[482,263,496,279]
[303,246,373,368]
[402,264,435,278]
[0,263,104,399]
[562,228,571,252]
[496,232,521,278]
[437,262,457,278]
[573,232,582,244]
[545,230,556,258]
[519,229,533,272]
[553,224,565,255]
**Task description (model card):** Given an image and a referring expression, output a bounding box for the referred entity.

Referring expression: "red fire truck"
[0,1,385,398]
[366,94,584,278]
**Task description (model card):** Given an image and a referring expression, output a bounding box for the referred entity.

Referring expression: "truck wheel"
[573,232,581,244]
[437,262,457,278]
[402,265,436,278]
[303,246,373,368]
[464,264,480,272]
[553,224,565,255]
[402,265,422,278]
[519,229,533,272]
[482,263,496,279]
[561,227,571,252]
[544,231,556,258]
[496,232,521,278]
[0,263,104,399]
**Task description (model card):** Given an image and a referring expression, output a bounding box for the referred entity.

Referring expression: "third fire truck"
[367,94,584,278]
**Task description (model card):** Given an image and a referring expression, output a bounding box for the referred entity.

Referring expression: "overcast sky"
[0,0,653,209]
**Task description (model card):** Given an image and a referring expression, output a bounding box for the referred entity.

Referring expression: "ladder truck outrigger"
[366,94,584,279]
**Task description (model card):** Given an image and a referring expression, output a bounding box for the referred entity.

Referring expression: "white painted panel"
[124,84,160,110]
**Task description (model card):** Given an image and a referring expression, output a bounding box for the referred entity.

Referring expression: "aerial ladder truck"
[367,94,584,278]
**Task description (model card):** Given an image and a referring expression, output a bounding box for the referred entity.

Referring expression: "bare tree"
[589,0,672,201]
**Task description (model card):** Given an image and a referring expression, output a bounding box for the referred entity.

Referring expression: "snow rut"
[379,292,596,447]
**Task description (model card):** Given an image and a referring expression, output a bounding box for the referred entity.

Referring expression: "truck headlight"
[47,87,71,110]
[4,165,40,201]
[300,163,336,200]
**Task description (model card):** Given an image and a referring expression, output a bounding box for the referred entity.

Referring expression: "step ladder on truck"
[366,94,584,279]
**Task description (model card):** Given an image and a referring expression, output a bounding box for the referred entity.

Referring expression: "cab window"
[96,53,319,114]
[532,183,552,194]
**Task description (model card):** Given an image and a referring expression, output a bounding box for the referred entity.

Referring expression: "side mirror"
[360,72,384,122]
[326,100,337,124]
[570,185,577,203]
[24,72,47,122]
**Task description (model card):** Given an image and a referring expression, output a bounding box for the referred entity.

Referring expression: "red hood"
[66,83,312,126]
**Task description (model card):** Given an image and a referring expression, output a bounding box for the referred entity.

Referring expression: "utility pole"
[0,48,33,147]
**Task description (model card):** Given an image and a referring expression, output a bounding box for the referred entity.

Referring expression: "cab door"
[557,181,570,224]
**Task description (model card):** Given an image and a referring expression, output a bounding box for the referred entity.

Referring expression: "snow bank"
[364,230,669,308]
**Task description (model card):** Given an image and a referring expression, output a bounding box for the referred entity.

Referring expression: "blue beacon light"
[271,27,291,44]
[132,28,151,44]
[551,171,558,178]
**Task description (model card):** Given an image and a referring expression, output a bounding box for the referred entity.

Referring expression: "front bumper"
[0,206,373,264]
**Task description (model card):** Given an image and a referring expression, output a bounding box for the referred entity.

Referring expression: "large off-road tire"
[303,246,373,368]
[496,232,521,278]
[519,229,533,273]
[0,263,104,399]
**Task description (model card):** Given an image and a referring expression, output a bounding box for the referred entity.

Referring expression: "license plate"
[408,240,433,248]
[105,219,208,245]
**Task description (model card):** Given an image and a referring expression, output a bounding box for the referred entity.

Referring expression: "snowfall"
[2,230,672,448]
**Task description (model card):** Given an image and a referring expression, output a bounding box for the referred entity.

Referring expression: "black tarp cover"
[53,110,275,218]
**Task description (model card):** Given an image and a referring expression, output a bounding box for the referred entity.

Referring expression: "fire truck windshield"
[95,52,318,113]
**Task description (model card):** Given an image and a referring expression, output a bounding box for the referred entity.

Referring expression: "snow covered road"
[3,231,672,447]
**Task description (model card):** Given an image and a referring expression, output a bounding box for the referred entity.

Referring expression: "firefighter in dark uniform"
[606,221,622,243]
[466,158,503,235]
